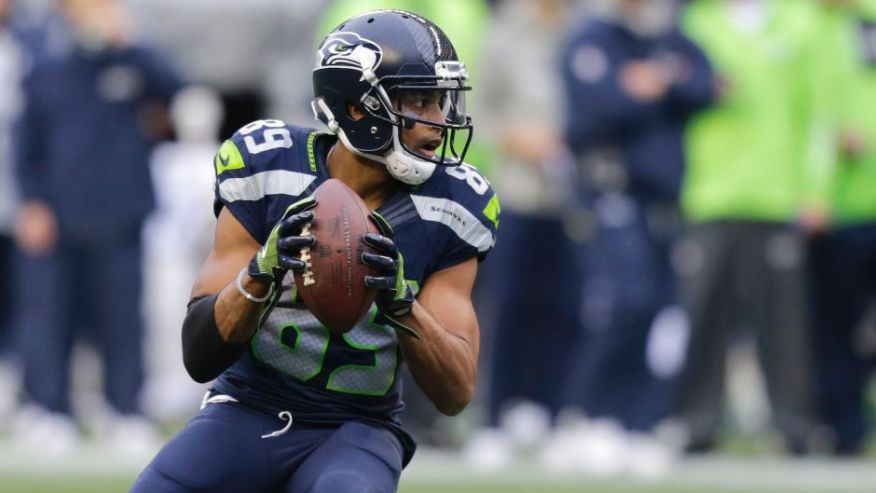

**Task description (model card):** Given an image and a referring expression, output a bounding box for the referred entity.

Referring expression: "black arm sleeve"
[181,294,248,383]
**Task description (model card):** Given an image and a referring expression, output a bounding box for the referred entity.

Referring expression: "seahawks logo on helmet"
[317,32,383,71]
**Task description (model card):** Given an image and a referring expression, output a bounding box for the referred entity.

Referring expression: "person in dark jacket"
[555,0,714,468]
[12,0,182,453]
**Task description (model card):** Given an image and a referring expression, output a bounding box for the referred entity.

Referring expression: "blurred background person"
[127,0,326,136]
[0,0,29,421]
[807,0,876,457]
[0,0,53,427]
[139,85,222,423]
[11,0,183,455]
[460,0,581,470]
[672,0,830,455]
[548,0,713,476]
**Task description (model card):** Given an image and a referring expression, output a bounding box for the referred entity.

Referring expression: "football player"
[130,9,498,493]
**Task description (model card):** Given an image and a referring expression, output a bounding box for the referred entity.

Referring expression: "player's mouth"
[419,139,442,158]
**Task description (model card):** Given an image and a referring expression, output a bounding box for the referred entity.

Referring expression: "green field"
[1,475,133,493]
[3,449,876,493]
[0,475,871,493]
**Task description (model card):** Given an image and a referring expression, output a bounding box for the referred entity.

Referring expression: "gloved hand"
[361,212,419,337]
[248,196,316,283]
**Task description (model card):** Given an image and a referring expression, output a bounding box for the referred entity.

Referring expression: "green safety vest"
[680,0,827,222]
[815,1,876,224]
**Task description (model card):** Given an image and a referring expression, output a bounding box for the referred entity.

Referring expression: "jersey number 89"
[446,163,489,195]
[240,119,293,155]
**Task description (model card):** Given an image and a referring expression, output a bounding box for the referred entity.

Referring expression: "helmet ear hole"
[346,103,367,121]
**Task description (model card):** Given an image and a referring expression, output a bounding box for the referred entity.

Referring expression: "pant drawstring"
[200,391,292,439]
[200,392,239,410]
[261,411,294,439]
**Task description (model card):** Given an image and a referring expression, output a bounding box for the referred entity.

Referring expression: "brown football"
[294,179,379,333]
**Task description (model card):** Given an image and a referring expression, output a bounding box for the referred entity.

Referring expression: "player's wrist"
[236,267,274,303]
[247,248,279,281]
[374,277,415,331]
[375,305,420,339]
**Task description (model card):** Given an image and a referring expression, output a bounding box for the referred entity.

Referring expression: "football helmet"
[312,10,473,185]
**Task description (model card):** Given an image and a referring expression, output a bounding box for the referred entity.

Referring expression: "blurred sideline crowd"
[1,0,876,479]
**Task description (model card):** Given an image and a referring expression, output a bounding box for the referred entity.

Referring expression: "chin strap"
[311,97,436,186]
[382,146,436,186]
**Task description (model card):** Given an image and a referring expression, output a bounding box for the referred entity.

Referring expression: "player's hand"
[361,212,417,334]
[248,196,317,282]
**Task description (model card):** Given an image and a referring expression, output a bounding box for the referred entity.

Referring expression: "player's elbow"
[181,294,245,384]
[433,384,474,416]
[183,355,219,384]
[436,401,467,417]
[435,395,471,416]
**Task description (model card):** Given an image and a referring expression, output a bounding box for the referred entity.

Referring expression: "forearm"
[181,271,272,382]
[214,270,273,343]
[396,301,478,416]
[665,61,716,114]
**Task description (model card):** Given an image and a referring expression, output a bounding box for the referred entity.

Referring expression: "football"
[294,179,379,333]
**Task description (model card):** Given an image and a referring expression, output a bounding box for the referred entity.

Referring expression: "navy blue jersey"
[210,120,499,462]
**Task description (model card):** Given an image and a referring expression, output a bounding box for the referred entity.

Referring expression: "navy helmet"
[312,10,472,185]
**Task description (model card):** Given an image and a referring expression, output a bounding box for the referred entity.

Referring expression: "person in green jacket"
[808,0,876,456]
[673,0,830,454]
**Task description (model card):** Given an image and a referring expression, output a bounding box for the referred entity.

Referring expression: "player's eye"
[401,91,440,111]
[407,94,426,109]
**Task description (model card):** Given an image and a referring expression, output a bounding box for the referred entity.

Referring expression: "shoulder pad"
[212,120,324,242]
[413,163,500,256]
[215,120,320,204]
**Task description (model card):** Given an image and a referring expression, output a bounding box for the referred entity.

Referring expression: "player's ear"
[346,103,366,121]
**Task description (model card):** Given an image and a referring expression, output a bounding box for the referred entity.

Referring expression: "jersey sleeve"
[417,164,500,273]
[212,120,317,244]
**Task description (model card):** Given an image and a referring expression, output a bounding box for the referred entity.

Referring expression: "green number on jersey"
[251,278,399,396]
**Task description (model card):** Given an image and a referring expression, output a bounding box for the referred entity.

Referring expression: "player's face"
[396,90,445,159]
